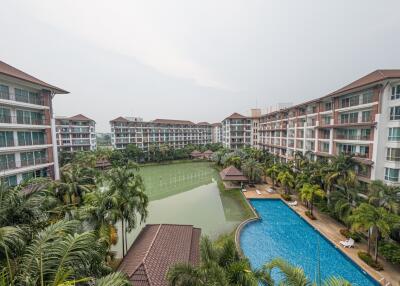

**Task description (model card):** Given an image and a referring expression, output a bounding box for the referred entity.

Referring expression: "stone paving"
[241,184,400,286]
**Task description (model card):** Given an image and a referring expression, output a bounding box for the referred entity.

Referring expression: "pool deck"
[241,184,400,286]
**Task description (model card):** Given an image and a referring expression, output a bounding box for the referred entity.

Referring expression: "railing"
[336,134,371,140]
[386,156,400,162]
[0,115,49,125]
[0,157,49,171]
[0,92,46,106]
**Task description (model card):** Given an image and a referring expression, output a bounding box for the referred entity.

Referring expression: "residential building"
[0,60,68,186]
[55,114,96,153]
[222,112,252,149]
[250,108,261,148]
[259,70,400,185]
[110,117,212,151]
[211,122,222,143]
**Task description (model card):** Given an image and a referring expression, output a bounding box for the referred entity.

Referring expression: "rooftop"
[118,224,201,286]
[0,60,68,94]
[224,112,248,120]
[220,165,248,181]
[56,114,95,122]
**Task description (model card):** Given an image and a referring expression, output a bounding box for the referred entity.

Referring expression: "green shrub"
[357,251,383,271]
[339,228,362,242]
[379,242,400,265]
[305,210,316,220]
[281,194,291,201]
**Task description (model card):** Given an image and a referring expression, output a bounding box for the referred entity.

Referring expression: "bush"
[357,251,383,271]
[305,210,316,220]
[339,228,362,242]
[379,242,400,265]
[281,194,291,201]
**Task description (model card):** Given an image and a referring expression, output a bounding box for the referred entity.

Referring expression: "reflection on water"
[113,162,248,257]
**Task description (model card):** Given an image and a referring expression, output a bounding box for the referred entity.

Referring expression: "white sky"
[1,0,400,131]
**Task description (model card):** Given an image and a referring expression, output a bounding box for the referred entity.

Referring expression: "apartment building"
[222,113,252,149]
[0,61,68,186]
[211,123,222,143]
[110,117,212,151]
[259,70,400,185]
[55,114,96,153]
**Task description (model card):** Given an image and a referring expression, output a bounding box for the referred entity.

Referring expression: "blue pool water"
[240,199,379,286]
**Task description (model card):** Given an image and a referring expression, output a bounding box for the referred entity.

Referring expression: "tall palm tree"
[349,203,400,261]
[106,163,148,256]
[263,258,352,286]
[224,156,242,169]
[265,165,280,188]
[277,170,295,195]
[299,184,325,216]
[242,159,264,183]
[368,180,400,214]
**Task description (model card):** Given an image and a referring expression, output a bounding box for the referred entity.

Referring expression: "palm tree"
[242,159,264,183]
[299,183,325,216]
[263,258,352,286]
[224,156,242,169]
[349,203,400,262]
[106,163,148,256]
[168,237,263,286]
[368,180,400,214]
[277,171,295,195]
[265,165,280,188]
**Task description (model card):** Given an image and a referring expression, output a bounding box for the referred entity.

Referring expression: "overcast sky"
[1,0,400,132]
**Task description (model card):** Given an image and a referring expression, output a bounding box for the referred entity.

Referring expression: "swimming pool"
[240,199,379,286]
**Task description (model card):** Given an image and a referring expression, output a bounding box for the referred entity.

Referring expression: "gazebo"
[190,150,202,159]
[202,150,214,160]
[219,165,248,189]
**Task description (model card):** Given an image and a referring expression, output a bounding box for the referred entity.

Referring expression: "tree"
[224,156,242,169]
[299,183,325,216]
[368,180,400,214]
[349,203,400,262]
[125,144,144,162]
[277,171,295,195]
[242,159,264,183]
[265,165,280,188]
[106,163,148,256]
[263,258,352,286]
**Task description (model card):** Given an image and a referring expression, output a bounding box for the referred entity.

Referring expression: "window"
[3,175,17,187]
[340,113,358,124]
[20,152,34,167]
[389,127,400,141]
[362,90,374,104]
[15,88,41,105]
[0,154,15,171]
[359,146,369,157]
[16,110,44,125]
[386,148,400,161]
[360,129,371,140]
[391,85,400,100]
[390,106,400,120]
[339,144,356,154]
[340,95,359,108]
[385,168,399,182]
[0,108,11,123]
[0,131,14,147]
[18,132,32,146]
[362,110,371,122]
[0,84,9,100]
[324,102,332,111]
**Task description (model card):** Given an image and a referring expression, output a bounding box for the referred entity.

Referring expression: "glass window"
[20,152,34,167]
[362,110,371,122]
[0,84,9,100]
[361,129,371,140]
[391,85,400,100]
[3,175,17,187]
[385,168,399,182]
[390,106,400,120]
[0,131,14,147]
[0,154,15,171]
[15,88,29,103]
[0,108,11,123]
[386,148,400,161]
[362,90,374,104]
[389,127,400,141]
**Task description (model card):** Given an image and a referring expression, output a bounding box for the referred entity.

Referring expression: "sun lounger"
[242,189,247,192]
[288,201,297,206]
[267,188,274,193]
[256,189,262,195]
[339,238,354,248]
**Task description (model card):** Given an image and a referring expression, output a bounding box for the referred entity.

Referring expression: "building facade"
[259,70,400,185]
[0,61,67,186]
[211,123,222,144]
[110,117,212,151]
[221,113,252,149]
[55,114,96,153]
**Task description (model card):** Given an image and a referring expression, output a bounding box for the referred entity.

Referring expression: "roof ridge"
[143,224,162,264]
[377,70,386,78]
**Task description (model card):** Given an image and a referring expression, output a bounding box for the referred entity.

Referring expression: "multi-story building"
[55,114,96,153]
[110,117,212,151]
[211,123,222,144]
[222,113,252,149]
[0,60,68,186]
[259,70,400,185]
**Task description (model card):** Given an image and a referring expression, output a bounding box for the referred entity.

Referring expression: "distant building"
[211,122,222,143]
[0,60,68,186]
[118,224,201,286]
[221,112,252,149]
[110,117,212,151]
[55,114,96,153]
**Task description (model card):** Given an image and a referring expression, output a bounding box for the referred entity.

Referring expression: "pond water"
[114,161,251,257]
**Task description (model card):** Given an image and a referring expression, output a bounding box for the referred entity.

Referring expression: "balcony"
[335,134,371,141]
[0,115,49,126]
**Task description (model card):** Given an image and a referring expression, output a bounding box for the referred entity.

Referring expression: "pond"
[114,161,252,257]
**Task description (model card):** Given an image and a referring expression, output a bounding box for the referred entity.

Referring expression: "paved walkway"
[241,184,400,286]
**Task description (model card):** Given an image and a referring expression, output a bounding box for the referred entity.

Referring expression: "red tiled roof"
[152,119,195,125]
[110,116,130,123]
[219,166,248,181]
[224,112,248,120]
[118,224,201,286]
[203,150,213,155]
[0,60,68,94]
[327,70,400,97]
[197,122,210,125]
[68,114,94,121]
[211,122,222,127]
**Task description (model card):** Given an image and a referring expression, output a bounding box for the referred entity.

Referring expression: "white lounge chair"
[267,188,274,193]
[288,201,297,206]
[242,189,247,192]
[339,238,355,248]
[256,189,262,195]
